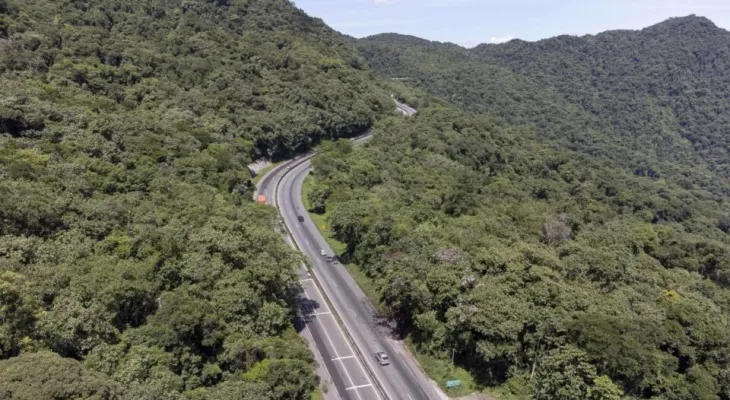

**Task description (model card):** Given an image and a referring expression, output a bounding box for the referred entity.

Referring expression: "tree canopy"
[313,21,730,395]
[4,1,730,398]
[357,16,730,197]
[0,0,394,398]
[312,103,730,399]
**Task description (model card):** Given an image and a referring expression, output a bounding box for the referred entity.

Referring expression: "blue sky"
[294,0,730,47]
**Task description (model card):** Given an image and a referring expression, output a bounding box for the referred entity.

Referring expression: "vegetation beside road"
[4,0,730,398]
[358,16,730,198]
[302,174,347,255]
[0,0,391,398]
[311,103,730,399]
[347,16,730,399]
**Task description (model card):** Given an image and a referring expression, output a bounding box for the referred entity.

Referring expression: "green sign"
[446,380,462,389]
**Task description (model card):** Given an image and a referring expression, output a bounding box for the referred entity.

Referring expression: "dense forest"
[310,104,730,400]
[0,0,391,399]
[303,15,730,399]
[4,0,730,398]
[357,16,730,198]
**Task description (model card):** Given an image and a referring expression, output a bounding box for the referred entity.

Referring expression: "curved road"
[256,101,439,400]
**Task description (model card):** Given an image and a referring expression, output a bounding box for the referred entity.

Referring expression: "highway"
[255,100,436,400]
[257,160,377,400]
[395,101,418,117]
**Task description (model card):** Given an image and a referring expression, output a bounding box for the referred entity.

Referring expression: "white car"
[320,249,327,257]
[375,351,390,366]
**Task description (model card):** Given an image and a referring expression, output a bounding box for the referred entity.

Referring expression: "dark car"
[297,215,305,222]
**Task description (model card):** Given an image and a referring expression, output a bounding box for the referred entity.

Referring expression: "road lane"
[299,277,380,400]
[394,98,418,117]
[261,161,380,400]
[280,162,438,400]
[255,100,435,400]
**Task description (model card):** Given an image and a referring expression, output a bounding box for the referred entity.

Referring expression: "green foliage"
[350,24,730,399]
[311,102,730,399]
[307,184,330,214]
[0,0,380,398]
[0,351,123,400]
[357,16,730,198]
[587,376,623,400]
[533,345,599,400]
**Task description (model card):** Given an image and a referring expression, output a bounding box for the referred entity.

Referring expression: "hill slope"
[357,16,730,196]
[0,0,389,399]
[312,98,730,400]
[474,16,730,185]
[330,15,730,399]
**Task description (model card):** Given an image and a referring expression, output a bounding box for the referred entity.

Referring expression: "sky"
[294,0,730,47]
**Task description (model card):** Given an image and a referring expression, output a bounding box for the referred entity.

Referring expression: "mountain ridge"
[329,13,730,400]
[357,15,730,196]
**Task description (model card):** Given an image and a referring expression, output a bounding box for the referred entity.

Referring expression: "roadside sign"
[446,380,462,389]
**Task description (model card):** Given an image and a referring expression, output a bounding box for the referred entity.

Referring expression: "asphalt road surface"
[278,161,439,400]
[394,100,417,116]
[255,101,437,400]
[298,273,382,400]
[260,162,379,400]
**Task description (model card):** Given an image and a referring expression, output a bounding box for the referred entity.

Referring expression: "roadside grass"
[408,346,478,398]
[485,384,530,400]
[311,390,323,400]
[410,347,522,399]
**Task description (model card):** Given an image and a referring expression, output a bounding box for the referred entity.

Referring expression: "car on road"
[375,351,390,366]
[297,215,304,222]
[320,249,327,257]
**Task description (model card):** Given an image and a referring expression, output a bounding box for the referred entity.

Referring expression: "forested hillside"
[474,16,730,176]
[314,15,730,400]
[311,104,730,400]
[0,0,390,398]
[357,16,730,197]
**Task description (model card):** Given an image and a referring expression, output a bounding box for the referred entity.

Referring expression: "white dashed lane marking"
[300,285,369,400]
[346,384,374,391]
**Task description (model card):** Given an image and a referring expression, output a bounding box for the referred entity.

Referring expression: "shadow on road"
[295,288,326,332]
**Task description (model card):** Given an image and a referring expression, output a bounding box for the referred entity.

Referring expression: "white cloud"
[487,35,515,44]
[374,0,392,4]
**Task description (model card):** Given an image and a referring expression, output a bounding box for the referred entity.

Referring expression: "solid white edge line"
[279,146,394,400]
[303,246,384,400]
[264,107,416,400]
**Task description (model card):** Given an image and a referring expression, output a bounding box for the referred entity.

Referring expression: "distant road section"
[394,99,417,116]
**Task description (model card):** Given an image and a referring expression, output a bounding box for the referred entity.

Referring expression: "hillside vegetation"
[312,104,730,400]
[303,16,730,399]
[357,16,730,197]
[0,0,390,399]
